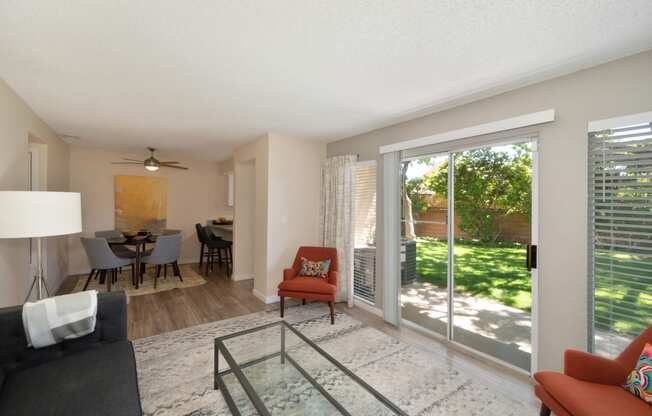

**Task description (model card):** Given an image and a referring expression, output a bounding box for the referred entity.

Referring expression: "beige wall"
[233,160,256,280]
[68,146,229,275]
[327,50,652,372]
[233,136,270,297]
[232,133,325,302]
[266,133,325,299]
[0,78,70,306]
[218,157,234,174]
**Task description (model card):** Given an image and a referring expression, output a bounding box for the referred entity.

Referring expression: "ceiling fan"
[110,147,188,171]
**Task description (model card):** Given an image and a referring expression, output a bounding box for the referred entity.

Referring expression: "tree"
[402,157,436,240]
[426,145,531,243]
[401,163,416,240]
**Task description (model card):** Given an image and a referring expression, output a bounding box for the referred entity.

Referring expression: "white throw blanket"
[22,290,98,349]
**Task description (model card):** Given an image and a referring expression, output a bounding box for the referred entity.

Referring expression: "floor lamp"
[0,191,81,301]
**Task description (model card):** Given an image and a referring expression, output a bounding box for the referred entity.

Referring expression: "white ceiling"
[1,1,652,160]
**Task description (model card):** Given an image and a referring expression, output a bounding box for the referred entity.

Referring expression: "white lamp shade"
[0,191,82,238]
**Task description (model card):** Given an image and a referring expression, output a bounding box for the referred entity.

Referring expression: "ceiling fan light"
[144,157,159,171]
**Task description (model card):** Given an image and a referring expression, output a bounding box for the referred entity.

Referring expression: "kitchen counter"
[207,222,233,241]
[209,223,232,232]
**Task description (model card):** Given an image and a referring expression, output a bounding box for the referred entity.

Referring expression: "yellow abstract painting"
[115,175,168,233]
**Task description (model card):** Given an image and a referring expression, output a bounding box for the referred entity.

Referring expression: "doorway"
[399,138,538,372]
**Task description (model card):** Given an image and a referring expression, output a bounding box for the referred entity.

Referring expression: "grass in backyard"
[593,249,652,337]
[415,238,652,336]
[415,237,532,311]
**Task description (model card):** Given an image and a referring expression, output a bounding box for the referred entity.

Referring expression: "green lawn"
[593,250,652,337]
[415,237,531,311]
[415,238,652,336]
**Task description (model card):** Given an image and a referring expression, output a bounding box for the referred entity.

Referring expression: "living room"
[1,2,652,416]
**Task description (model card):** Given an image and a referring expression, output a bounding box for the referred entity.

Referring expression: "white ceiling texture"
[1,1,651,160]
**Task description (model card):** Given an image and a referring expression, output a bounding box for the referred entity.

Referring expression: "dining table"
[107,234,157,288]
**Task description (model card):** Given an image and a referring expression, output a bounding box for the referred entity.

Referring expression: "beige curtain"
[320,155,356,307]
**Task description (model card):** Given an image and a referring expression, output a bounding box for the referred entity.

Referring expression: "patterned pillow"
[624,342,652,404]
[299,257,331,279]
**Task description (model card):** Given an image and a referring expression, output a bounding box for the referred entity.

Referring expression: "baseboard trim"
[252,288,279,304]
[354,298,383,317]
[231,273,254,281]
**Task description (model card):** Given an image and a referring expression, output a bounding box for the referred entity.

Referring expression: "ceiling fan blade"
[160,164,189,170]
[159,161,180,164]
[111,162,143,165]
[123,158,145,162]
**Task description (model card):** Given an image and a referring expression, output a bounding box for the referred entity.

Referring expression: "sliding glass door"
[400,139,537,372]
[400,153,449,337]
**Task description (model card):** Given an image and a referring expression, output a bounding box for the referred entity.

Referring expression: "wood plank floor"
[59,263,267,340]
[60,263,537,409]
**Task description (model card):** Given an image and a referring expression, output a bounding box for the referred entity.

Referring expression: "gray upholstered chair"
[81,237,134,292]
[94,229,137,273]
[94,229,123,239]
[141,233,183,288]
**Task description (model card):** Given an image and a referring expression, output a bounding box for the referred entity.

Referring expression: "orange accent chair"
[534,325,652,416]
[278,246,338,324]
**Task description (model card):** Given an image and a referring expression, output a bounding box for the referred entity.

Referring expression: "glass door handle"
[526,244,538,271]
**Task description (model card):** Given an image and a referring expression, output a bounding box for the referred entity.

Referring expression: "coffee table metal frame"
[214,320,407,416]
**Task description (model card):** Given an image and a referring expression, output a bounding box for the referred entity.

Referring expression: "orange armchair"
[277,246,338,324]
[534,325,652,416]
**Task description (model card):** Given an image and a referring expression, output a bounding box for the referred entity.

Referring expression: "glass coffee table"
[214,320,407,416]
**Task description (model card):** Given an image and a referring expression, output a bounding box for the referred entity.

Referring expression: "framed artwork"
[114,175,168,233]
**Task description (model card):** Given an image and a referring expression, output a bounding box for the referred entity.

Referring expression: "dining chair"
[94,229,123,239]
[81,237,134,292]
[94,229,136,274]
[141,233,183,288]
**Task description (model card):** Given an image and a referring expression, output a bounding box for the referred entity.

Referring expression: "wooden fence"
[413,206,531,244]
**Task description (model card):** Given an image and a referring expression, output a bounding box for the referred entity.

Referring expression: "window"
[588,116,652,357]
[227,172,234,207]
[354,162,377,304]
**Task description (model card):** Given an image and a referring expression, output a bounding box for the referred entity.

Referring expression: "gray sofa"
[0,291,142,416]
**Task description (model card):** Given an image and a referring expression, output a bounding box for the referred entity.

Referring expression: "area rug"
[72,265,206,297]
[134,304,537,416]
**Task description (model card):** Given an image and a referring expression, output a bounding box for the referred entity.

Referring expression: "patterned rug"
[72,264,207,297]
[134,304,537,416]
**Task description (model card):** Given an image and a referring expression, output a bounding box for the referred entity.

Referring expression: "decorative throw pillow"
[299,257,331,279]
[623,342,652,404]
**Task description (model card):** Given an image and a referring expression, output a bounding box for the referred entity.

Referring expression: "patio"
[401,280,631,365]
[401,280,531,350]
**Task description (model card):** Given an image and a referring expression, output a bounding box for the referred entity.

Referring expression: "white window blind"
[589,119,652,357]
[354,162,377,304]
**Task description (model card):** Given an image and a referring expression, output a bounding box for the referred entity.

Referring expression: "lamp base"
[25,274,50,302]
[25,237,50,302]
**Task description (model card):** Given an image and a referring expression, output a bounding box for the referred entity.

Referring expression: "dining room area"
[61,225,253,339]
[56,145,261,339]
